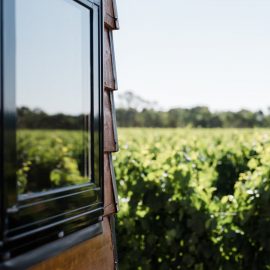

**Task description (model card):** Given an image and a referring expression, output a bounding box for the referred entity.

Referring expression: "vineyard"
[16,128,270,269]
[114,128,270,270]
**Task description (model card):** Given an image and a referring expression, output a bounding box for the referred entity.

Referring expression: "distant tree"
[115,91,159,111]
[17,91,270,129]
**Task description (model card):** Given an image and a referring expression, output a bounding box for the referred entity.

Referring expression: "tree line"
[17,107,85,130]
[116,107,270,128]
[17,106,270,129]
[115,91,270,128]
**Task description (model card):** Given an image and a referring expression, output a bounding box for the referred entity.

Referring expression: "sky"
[114,0,270,112]
[16,0,91,115]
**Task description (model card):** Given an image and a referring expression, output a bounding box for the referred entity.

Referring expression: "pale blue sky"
[114,0,270,111]
[16,0,90,115]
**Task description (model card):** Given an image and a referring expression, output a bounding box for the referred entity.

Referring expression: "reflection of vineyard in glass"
[114,128,270,270]
[17,130,90,195]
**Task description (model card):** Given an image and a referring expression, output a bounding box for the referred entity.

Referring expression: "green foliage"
[114,128,270,270]
[116,108,270,128]
[17,105,270,130]
[17,130,88,194]
[16,128,270,268]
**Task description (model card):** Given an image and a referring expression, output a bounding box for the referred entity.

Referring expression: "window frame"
[0,0,103,264]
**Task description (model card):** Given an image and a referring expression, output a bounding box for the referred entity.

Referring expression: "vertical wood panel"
[104,153,117,216]
[109,153,119,212]
[104,0,119,29]
[104,27,117,90]
[104,89,117,152]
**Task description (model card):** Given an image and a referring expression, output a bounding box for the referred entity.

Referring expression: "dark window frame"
[0,0,103,265]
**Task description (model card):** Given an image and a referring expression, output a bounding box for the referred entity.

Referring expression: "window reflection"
[15,0,91,194]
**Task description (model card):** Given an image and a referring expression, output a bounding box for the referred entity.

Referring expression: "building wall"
[30,1,119,269]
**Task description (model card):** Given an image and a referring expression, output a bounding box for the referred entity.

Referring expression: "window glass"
[15,0,91,195]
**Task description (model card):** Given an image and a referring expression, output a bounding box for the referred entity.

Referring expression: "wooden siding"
[31,0,119,269]
[104,90,118,152]
[104,0,119,30]
[30,218,115,270]
[104,153,117,216]
[104,27,118,90]
[104,153,119,216]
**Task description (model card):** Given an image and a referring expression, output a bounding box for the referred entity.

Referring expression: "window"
[0,0,103,265]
